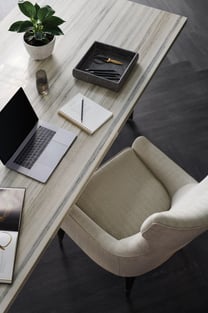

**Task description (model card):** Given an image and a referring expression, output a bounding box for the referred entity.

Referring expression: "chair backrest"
[140,175,208,253]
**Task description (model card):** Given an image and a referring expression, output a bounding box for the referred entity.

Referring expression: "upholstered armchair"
[59,136,208,295]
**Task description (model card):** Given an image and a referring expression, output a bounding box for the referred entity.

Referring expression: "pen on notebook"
[81,98,84,123]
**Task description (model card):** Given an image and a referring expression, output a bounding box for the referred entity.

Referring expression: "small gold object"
[105,58,123,65]
[94,55,123,65]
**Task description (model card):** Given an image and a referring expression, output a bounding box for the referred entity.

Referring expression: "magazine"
[0,187,25,283]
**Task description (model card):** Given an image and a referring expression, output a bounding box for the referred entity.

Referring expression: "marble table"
[0,0,186,312]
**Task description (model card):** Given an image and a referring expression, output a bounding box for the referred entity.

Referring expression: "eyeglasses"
[0,232,12,251]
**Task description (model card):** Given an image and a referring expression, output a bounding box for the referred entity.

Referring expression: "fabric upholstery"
[132,136,196,196]
[142,175,208,231]
[77,148,171,239]
[61,136,208,277]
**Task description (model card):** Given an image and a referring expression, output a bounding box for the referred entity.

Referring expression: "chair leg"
[58,228,65,248]
[125,277,135,297]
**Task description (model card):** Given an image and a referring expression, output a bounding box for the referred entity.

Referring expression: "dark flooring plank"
[133,0,208,70]
[8,232,208,313]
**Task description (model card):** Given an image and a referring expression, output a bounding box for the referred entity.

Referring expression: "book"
[58,93,113,134]
[0,187,25,283]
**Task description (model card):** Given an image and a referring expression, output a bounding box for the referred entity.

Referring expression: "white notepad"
[58,93,113,134]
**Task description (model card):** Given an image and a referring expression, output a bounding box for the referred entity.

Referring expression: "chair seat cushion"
[78,148,171,239]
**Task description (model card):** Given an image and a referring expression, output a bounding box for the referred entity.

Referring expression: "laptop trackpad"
[37,140,67,167]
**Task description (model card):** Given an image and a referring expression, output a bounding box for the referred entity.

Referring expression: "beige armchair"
[59,136,208,295]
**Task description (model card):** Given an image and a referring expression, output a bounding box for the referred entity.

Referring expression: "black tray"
[72,41,139,91]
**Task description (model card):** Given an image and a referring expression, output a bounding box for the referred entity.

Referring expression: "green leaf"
[44,26,64,36]
[42,15,65,35]
[9,21,23,32]
[34,3,40,19]
[45,5,55,18]
[39,5,55,20]
[9,20,32,32]
[18,20,33,32]
[18,1,36,18]
[44,16,65,27]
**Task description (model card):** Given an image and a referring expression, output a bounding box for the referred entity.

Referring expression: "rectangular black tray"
[72,41,139,91]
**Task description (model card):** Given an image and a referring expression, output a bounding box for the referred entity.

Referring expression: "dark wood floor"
[5,0,208,312]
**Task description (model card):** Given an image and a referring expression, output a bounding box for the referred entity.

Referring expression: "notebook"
[0,88,77,183]
[0,187,25,283]
[58,93,113,134]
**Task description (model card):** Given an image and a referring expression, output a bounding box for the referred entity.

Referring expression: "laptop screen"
[0,88,38,164]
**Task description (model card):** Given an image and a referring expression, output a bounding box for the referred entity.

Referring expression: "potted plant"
[8,1,65,60]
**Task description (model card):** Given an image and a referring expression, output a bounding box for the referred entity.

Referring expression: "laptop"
[0,87,77,183]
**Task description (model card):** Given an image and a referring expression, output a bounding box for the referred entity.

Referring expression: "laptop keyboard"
[14,126,56,169]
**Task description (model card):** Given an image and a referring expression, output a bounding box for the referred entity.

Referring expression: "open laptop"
[0,87,77,183]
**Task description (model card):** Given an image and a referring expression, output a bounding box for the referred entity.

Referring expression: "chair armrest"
[132,136,196,197]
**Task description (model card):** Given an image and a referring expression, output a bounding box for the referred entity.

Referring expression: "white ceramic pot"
[24,36,56,60]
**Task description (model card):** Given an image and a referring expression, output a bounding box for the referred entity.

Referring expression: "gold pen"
[95,55,123,65]
[104,57,123,65]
